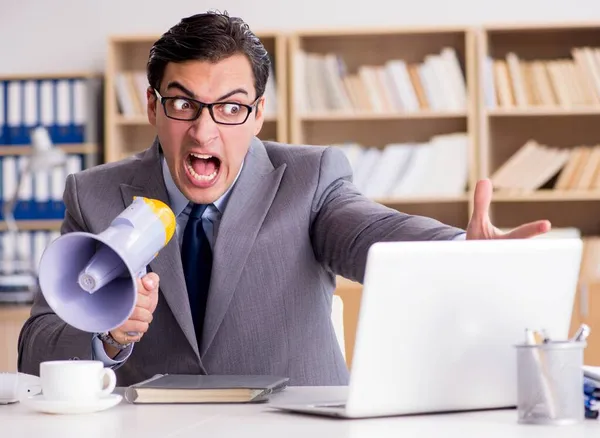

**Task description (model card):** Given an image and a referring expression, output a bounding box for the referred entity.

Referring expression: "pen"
[571,324,591,343]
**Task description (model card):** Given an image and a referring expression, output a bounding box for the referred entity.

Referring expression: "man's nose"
[189,106,219,143]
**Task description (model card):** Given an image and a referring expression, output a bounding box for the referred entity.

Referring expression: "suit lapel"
[118,139,201,361]
[201,138,286,357]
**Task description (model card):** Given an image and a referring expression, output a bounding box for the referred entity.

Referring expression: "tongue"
[191,157,217,176]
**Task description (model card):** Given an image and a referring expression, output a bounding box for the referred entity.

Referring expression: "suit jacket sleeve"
[17,173,97,374]
[310,146,465,284]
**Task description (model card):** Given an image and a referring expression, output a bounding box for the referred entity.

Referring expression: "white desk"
[2,386,600,438]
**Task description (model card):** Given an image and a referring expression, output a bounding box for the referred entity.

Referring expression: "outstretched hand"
[466,179,551,240]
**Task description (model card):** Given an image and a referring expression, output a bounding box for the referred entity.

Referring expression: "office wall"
[0,0,599,75]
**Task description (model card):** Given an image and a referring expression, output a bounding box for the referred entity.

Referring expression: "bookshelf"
[0,72,102,370]
[0,71,101,274]
[104,32,288,163]
[288,27,478,230]
[477,22,600,235]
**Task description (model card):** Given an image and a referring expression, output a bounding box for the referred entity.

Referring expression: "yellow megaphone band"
[134,196,176,245]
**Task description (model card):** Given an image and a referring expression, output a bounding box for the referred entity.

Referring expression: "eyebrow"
[165,81,195,98]
[165,82,249,101]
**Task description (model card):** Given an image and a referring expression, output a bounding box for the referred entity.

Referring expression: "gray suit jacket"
[18,137,463,386]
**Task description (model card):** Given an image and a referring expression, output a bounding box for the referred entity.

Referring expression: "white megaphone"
[38,197,176,333]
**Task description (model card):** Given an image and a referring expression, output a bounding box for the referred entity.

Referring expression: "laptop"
[271,238,583,418]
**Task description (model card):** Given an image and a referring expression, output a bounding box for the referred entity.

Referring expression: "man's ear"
[147,87,158,126]
[253,96,266,136]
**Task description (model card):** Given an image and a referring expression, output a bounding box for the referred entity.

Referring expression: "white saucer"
[23,393,122,414]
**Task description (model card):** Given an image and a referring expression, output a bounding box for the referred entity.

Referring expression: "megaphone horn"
[38,197,176,333]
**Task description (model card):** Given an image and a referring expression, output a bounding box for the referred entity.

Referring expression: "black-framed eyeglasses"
[153,89,259,125]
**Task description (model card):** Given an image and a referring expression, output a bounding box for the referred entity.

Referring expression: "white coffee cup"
[39,360,116,402]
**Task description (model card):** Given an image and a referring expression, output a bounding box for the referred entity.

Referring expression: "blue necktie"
[181,203,213,348]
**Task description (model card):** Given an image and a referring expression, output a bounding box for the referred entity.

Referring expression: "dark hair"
[147,10,270,99]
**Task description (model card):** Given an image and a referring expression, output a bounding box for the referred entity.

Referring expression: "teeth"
[190,152,213,159]
[185,157,218,182]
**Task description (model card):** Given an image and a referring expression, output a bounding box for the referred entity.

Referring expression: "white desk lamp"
[0,126,67,302]
[3,127,67,235]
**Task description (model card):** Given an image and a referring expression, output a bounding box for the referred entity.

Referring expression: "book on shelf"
[1,229,60,274]
[294,47,467,114]
[114,71,147,118]
[484,47,600,109]
[0,154,84,221]
[114,65,278,119]
[0,143,85,291]
[0,229,60,304]
[0,75,101,146]
[3,230,60,270]
[335,132,469,199]
[490,140,600,192]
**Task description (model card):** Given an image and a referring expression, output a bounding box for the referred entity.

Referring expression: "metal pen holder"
[515,341,586,425]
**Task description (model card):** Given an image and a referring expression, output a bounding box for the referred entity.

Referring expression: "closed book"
[124,374,289,404]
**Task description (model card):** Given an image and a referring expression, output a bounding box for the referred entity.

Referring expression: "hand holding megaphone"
[38,197,176,336]
[102,273,160,355]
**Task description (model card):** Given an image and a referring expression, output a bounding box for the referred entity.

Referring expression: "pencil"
[525,328,557,419]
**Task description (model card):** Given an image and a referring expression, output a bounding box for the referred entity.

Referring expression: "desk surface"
[2,386,600,438]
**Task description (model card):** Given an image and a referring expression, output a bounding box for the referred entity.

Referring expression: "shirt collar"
[161,156,243,217]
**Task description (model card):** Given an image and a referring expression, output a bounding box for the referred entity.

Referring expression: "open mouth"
[185,153,221,185]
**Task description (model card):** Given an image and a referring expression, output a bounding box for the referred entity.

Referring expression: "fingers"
[110,320,148,344]
[107,273,160,347]
[136,272,159,309]
[111,312,150,344]
[120,319,149,336]
[503,220,552,239]
[129,306,154,324]
[110,330,143,345]
[136,277,159,313]
[139,273,159,295]
[140,273,160,314]
[135,291,152,310]
[470,179,493,223]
